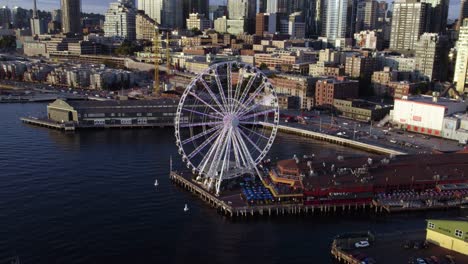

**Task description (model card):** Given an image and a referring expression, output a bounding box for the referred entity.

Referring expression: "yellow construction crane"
[166,31,171,74]
[153,27,161,96]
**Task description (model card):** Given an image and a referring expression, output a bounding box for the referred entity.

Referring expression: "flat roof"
[396,95,465,108]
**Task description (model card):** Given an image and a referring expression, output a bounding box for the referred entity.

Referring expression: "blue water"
[0,103,455,264]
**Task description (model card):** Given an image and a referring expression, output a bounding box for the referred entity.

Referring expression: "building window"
[428,222,435,229]
[455,229,463,238]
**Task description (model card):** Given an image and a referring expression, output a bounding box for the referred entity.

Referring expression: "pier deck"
[170,171,377,218]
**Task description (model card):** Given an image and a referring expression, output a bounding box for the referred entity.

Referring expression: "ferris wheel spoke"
[235,82,267,115]
[239,108,276,121]
[213,69,229,112]
[227,63,233,112]
[206,129,229,177]
[181,125,221,145]
[239,121,261,126]
[182,108,223,120]
[233,67,245,108]
[235,72,260,113]
[235,129,256,167]
[187,128,223,159]
[198,127,227,174]
[237,128,262,154]
[239,124,270,140]
[188,91,223,116]
[179,121,223,128]
[198,78,227,113]
[231,129,249,168]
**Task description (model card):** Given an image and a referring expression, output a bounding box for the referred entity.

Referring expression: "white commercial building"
[392,95,467,137]
[104,2,136,40]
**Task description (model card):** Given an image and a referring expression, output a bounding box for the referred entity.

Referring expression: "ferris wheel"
[174,61,280,195]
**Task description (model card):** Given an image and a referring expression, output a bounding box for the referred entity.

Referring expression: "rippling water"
[0,103,455,264]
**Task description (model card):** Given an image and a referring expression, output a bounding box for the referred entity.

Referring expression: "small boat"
[154,179,159,186]
[184,204,189,212]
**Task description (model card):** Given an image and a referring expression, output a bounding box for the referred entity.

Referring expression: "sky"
[3,0,462,19]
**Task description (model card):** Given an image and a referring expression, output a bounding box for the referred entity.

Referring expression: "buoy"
[184,204,189,212]
[154,179,159,186]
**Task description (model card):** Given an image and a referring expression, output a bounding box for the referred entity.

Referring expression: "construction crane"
[153,27,161,96]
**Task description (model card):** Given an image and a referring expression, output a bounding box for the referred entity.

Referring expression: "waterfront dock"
[170,171,381,218]
[20,117,74,131]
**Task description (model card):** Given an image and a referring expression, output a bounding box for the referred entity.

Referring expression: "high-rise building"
[288,12,305,39]
[415,33,449,81]
[258,0,268,13]
[389,0,430,51]
[227,0,256,33]
[321,0,357,47]
[458,0,468,30]
[186,13,211,31]
[454,19,468,94]
[52,9,62,23]
[422,0,449,33]
[255,13,278,36]
[0,6,12,28]
[120,0,135,8]
[209,5,227,21]
[137,0,161,23]
[12,6,30,29]
[30,0,46,35]
[104,1,136,40]
[136,11,158,41]
[183,0,209,28]
[61,0,82,34]
[356,0,378,31]
[138,0,183,29]
[266,0,289,13]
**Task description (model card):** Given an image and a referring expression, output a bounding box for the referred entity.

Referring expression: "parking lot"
[279,110,465,154]
[345,230,468,264]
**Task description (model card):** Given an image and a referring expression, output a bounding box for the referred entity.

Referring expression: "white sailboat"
[154,179,159,187]
[184,204,189,212]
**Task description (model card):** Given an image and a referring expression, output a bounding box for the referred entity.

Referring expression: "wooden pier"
[21,117,75,131]
[170,171,384,218]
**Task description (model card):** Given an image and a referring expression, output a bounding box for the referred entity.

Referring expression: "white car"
[355,241,370,248]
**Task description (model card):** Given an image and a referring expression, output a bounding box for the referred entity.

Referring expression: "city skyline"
[0,0,462,20]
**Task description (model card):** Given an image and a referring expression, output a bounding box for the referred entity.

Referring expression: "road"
[279,110,464,154]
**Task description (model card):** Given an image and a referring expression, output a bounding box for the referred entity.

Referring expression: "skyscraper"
[356,0,378,32]
[104,1,136,40]
[137,0,161,23]
[266,0,289,13]
[389,0,430,51]
[30,0,45,35]
[422,0,449,33]
[183,0,209,25]
[323,0,348,45]
[415,33,449,81]
[52,9,62,23]
[227,0,256,33]
[458,0,468,30]
[0,6,11,28]
[454,19,468,94]
[138,0,183,29]
[12,6,30,29]
[61,0,82,34]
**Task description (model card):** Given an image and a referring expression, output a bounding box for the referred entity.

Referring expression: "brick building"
[315,77,359,107]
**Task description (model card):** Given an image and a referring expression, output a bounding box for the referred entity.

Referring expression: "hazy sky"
[3,0,462,19]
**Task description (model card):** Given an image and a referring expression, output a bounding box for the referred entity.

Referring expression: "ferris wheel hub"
[223,114,240,129]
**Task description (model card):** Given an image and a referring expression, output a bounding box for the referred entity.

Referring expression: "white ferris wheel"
[174,62,280,195]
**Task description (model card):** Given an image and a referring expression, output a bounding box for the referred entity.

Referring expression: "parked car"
[416,258,427,264]
[355,241,370,248]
